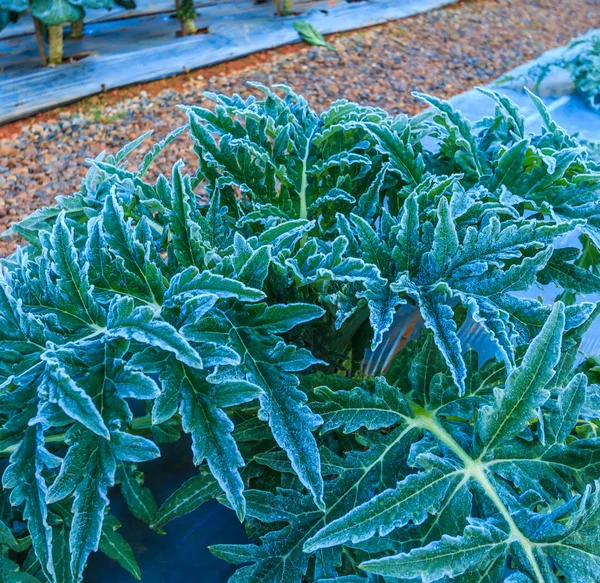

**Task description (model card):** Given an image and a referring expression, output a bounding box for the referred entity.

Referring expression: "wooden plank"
[0,0,459,124]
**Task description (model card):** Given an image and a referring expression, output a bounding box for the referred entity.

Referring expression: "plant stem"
[183,18,196,35]
[298,128,316,219]
[0,416,154,457]
[0,433,65,456]
[33,18,48,66]
[175,0,196,36]
[48,23,63,66]
[70,19,84,39]
[131,414,153,431]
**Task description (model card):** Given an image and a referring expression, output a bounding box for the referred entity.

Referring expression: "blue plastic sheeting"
[449,35,600,143]
[83,439,246,582]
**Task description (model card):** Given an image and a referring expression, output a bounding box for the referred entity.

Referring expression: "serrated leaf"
[2,426,56,583]
[69,438,116,583]
[152,469,220,529]
[179,366,246,520]
[118,463,158,526]
[475,302,565,455]
[99,516,141,581]
[107,296,203,370]
[41,356,110,440]
[304,469,462,551]
[360,520,508,581]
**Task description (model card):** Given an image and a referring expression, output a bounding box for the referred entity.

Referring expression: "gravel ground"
[0,0,598,255]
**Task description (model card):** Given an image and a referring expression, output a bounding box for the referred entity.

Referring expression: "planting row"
[0,0,300,66]
[1,85,600,583]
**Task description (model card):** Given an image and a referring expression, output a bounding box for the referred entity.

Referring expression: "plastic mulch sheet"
[0,0,459,123]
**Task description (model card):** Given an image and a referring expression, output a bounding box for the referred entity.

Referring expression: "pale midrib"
[298,128,317,220]
[479,332,551,459]
[411,404,546,583]
[60,237,98,327]
[417,474,469,545]
[220,309,325,512]
[1,415,153,456]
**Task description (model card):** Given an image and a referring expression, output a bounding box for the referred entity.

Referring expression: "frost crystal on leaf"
[1,85,600,583]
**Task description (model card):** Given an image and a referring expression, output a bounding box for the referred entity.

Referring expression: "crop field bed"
[0,0,598,259]
[0,0,461,123]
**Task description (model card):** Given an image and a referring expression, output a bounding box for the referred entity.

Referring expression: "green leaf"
[99,516,142,580]
[179,366,246,520]
[392,194,420,273]
[41,356,110,440]
[2,426,57,583]
[31,0,82,25]
[0,557,42,583]
[475,302,565,456]
[304,469,462,552]
[432,197,459,270]
[360,520,508,581]
[415,289,466,395]
[415,92,487,178]
[68,437,116,582]
[152,469,220,529]
[538,247,600,294]
[311,375,413,434]
[165,161,205,267]
[241,303,325,334]
[110,430,160,462]
[293,20,335,51]
[546,373,587,444]
[118,463,159,526]
[363,122,425,186]
[241,352,325,510]
[107,296,204,370]
[47,211,103,326]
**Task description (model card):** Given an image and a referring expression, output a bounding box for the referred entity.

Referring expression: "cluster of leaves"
[1,83,600,583]
[175,0,197,30]
[565,30,600,110]
[501,29,600,111]
[0,7,17,31]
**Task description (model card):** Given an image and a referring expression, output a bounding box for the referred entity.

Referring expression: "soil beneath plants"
[0,0,597,256]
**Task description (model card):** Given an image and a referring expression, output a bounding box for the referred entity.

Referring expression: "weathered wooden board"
[0,0,459,124]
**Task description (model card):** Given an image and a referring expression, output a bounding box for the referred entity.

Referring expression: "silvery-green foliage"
[1,85,600,583]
